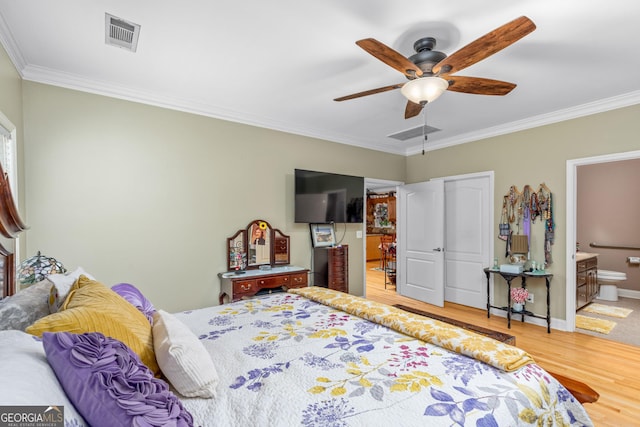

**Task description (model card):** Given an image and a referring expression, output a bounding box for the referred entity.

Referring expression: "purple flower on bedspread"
[443,354,498,386]
[518,365,577,406]
[252,320,278,329]
[301,398,355,427]
[243,342,278,359]
[300,352,342,370]
[293,297,320,310]
[339,352,360,364]
[325,335,374,353]
[229,362,291,392]
[352,320,380,335]
[208,315,233,327]
[199,326,242,341]
[271,308,313,319]
[424,387,494,426]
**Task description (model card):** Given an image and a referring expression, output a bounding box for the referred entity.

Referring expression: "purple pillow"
[111,283,156,324]
[42,332,193,427]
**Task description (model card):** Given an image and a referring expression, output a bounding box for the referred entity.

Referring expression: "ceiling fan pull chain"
[422,104,428,155]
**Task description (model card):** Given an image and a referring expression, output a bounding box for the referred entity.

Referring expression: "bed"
[0,273,594,426]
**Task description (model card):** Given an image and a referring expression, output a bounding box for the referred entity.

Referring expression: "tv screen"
[294,169,364,223]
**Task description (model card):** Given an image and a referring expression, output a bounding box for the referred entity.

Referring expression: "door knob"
[433,248,442,252]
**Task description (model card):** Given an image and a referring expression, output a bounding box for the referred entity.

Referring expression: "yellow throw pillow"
[26,276,159,375]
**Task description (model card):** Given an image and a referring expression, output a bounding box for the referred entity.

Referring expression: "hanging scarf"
[544,192,555,266]
[522,186,531,249]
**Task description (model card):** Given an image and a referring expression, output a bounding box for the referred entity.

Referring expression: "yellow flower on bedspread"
[289,286,534,372]
[264,304,295,313]
[459,335,500,353]
[308,357,386,397]
[309,328,347,339]
[390,371,443,392]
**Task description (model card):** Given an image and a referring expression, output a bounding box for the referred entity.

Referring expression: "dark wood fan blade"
[433,16,536,75]
[334,83,404,101]
[404,101,423,119]
[356,38,423,78]
[446,76,516,95]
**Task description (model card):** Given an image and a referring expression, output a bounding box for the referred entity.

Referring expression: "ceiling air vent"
[387,125,441,141]
[105,13,140,52]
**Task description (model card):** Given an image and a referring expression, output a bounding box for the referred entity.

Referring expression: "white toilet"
[597,269,626,301]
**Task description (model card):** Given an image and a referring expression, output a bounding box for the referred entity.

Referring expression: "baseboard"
[617,288,640,299]
[489,308,568,331]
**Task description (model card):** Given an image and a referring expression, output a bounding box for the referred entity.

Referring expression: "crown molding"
[13,62,640,158]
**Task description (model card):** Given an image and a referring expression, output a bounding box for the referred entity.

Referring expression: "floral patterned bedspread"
[175,287,593,427]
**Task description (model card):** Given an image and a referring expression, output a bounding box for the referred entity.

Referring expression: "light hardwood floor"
[364,261,640,427]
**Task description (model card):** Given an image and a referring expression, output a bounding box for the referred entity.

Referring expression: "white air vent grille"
[105,13,140,52]
[387,125,441,141]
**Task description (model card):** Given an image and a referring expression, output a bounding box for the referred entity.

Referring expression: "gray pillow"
[0,280,51,330]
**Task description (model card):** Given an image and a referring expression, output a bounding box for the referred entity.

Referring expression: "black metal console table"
[483,268,553,333]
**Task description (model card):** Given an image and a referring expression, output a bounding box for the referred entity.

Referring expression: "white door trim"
[565,149,640,331]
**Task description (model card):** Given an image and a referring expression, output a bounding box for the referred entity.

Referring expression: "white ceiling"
[1,1,639,156]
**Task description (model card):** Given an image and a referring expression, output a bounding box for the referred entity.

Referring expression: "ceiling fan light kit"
[400,77,449,104]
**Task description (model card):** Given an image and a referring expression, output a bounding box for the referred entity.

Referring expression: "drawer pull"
[241,283,251,291]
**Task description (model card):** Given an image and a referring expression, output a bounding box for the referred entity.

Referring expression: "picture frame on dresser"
[309,223,335,248]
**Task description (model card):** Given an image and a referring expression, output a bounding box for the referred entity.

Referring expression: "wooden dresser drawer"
[256,275,290,288]
[289,272,308,288]
[233,279,256,296]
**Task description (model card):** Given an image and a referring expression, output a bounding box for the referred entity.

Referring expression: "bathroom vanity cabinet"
[576,253,598,310]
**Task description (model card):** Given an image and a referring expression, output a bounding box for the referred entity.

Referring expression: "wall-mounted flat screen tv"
[294,169,364,223]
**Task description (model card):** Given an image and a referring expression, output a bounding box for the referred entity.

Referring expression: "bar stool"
[380,235,395,289]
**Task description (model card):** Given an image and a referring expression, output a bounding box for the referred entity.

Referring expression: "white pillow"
[0,330,86,425]
[47,267,95,313]
[152,309,219,398]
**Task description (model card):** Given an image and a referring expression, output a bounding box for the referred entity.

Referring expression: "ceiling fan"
[334,16,536,119]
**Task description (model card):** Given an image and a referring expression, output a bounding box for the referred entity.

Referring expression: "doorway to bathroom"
[566,150,640,347]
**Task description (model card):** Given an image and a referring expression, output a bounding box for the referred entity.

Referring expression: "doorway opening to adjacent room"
[566,150,640,347]
[364,172,493,310]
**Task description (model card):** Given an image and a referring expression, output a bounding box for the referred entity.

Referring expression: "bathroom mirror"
[226,219,290,271]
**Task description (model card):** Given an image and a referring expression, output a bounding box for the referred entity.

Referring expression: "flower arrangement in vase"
[510,287,529,312]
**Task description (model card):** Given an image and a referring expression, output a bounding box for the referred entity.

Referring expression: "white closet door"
[397,180,444,307]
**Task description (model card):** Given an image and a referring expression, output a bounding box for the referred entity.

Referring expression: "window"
[0,111,19,296]
[0,112,17,200]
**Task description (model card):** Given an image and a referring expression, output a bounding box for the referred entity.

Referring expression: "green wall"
[406,104,640,320]
[19,82,405,311]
